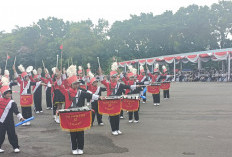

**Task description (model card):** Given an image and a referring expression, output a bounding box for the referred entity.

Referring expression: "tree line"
[0,1,232,74]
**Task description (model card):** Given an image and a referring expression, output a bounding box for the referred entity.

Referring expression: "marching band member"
[119,70,129,119]
[161,65,170,99]
[13,65,36,126]
[148,64,161,106]
[100,62,138,136]
[124,67,139,123]
[0,81,25,153]
[51,67,58,119]
[40,69,53,110]
[87,70,106,126]
[137,65,149,103]
[122,66,147,123]
[120,65,135,119]
[56,65,99,155]
[32,69,43,113]
[52,68,65,123]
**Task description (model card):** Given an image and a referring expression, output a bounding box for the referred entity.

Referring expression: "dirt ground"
[1,82,232,157]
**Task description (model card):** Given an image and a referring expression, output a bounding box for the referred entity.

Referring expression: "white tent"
[118,48,232,81]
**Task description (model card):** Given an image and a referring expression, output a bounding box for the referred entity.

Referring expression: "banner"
[98,99,121,116]
[147,85,160,94]
[187,54,199,63]
[118,62,126,67]
[164,57,175,64]
[213,51,228,60]
[121,98,139,111]
[146,58,155,65]
[160,82,170,90]
[139,59,146,65]
[20,95,33,107]
[59,111,92,132]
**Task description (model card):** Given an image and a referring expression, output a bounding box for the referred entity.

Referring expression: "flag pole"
[5,54,9,70]
[60,52,63,72]
[42,60,46,69]
[60,44,63,71]
[97,57,101,68]
[4,59,7,70]
[13,56,16,66]
[56,55,59,68]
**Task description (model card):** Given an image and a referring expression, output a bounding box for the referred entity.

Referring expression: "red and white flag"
[60,44,63,50]
[7,54,10,60]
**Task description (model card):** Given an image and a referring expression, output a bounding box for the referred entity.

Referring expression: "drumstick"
[97,57,101,68]
[139,83,163,87]
[42,60,46,70]
[13,56,17,66]
[56,55,59,68]
[15,117,35,127]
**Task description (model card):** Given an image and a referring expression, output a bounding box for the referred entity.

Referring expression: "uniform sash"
[0,99,14,123]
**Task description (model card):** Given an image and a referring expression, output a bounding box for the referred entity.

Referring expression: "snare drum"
[147,84,160,94]
[98,96,121,116]
[59,108,92,132]
[160,81,171,90]
[121,94,140,111]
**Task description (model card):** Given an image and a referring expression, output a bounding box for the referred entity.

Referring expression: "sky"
[0,0,219,32]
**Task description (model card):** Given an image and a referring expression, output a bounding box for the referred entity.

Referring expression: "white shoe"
[128,120,133,123]
[134,120,139,123]
[46,107,50,110]
[0,149,4,153]
[154,103,157,106]
[14,148,20,153]
[55,118,60,124]
[117,130,122,135]
[112,131,118,136]
[40,111,43,113]
[72,150,78,155]
[77,149,84,155]
[120,116,124,119]
[99,123,104,126]
[156,103,160,106]
[22,123,27,126]
[142,101,145,104]
[26,122,31,126]
[36,111,40,114]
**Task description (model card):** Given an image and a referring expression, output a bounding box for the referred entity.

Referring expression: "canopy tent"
[118,48,232,81]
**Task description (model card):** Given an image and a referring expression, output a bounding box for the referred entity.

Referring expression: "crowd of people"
[0,62,172,155]
[175,69,231,82]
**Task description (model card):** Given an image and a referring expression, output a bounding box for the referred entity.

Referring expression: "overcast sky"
[0,0,218,32]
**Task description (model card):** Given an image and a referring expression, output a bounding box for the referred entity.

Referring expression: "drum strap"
[22,80,31,95]
[0,99,14,123]
[68,90,81,108]
[110,83,119,96]
[141,76,146,82]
